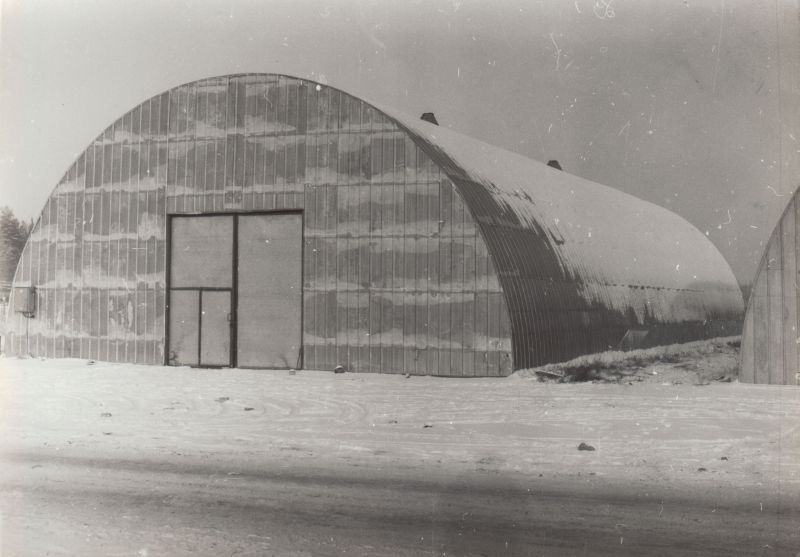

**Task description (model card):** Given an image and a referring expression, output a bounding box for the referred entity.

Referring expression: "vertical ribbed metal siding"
[740,190,799,385]
[456,180,609,369]
[5,74,512,376]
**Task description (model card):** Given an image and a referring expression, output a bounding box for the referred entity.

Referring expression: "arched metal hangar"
[740,186,800,385]
[4,73,744,375]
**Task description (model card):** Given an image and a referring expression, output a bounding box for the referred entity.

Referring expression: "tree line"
[0,206,32,292]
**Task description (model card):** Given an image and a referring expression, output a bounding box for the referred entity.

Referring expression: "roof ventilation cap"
[420,112,439,125]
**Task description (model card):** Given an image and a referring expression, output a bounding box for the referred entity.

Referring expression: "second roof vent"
[420,112,439,125]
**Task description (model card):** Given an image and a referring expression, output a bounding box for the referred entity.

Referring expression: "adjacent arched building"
[740,187,800,385]
[4,73,744,375]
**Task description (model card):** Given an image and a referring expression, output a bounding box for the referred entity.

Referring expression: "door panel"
[171,216,233,288]
[168,290,199,366]
[237,213,302,368]
[200,291,231,366]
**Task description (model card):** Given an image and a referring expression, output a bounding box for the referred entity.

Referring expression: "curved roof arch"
[31,71,743,294]
[386,110,737,295]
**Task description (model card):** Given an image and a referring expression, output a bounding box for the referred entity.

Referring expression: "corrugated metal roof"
[381,108,744,368]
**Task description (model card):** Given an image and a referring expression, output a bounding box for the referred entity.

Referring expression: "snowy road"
[1,358,799,555]
[3,448,798,557]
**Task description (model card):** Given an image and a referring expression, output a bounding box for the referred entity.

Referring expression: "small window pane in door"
[168,290,199,366]
[200,290,231,366]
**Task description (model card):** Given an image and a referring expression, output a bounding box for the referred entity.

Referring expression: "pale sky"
[1,0,797,284]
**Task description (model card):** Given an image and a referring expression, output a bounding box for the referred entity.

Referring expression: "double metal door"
[167,213,302,368]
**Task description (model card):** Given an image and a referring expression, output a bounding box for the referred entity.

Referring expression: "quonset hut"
[4,74,744,375]
[740,187,800,385]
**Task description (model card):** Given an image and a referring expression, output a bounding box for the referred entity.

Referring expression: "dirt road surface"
[1,358,799,556]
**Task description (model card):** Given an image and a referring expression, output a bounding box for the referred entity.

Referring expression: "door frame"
[165,210,304,369]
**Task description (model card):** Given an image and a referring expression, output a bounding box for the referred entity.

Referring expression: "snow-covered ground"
[1,340,799,555]
[1,343,798,493]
